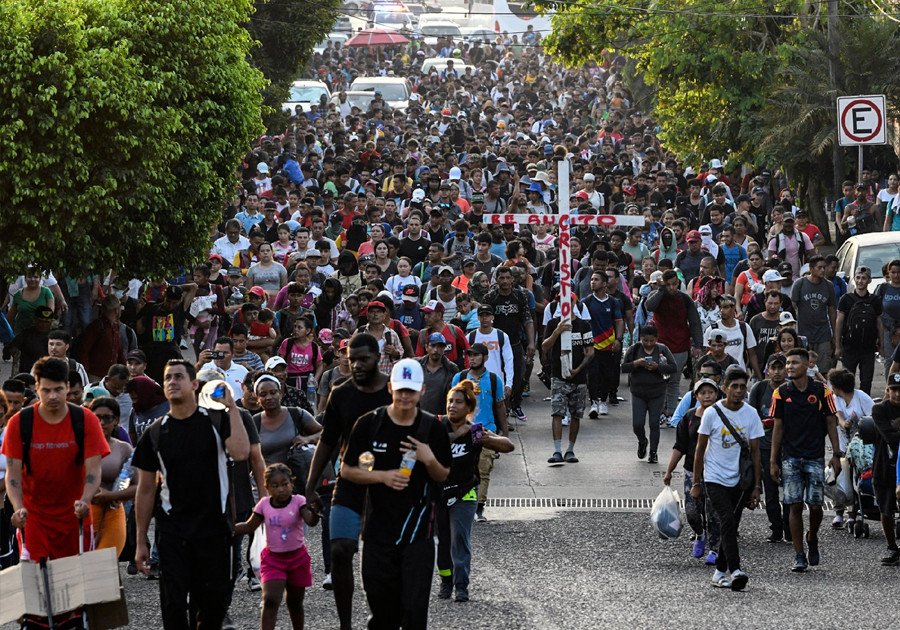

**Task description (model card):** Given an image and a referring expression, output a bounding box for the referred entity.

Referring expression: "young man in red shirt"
[2,356,109,560]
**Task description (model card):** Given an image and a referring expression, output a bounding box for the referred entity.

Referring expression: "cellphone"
[471,422,484,444]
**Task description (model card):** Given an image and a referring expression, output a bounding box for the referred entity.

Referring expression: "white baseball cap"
[762,269,785,283]
[412,188,426,202]
[390,359,424,392]
[449,166,462,181]
[265,356,287,370]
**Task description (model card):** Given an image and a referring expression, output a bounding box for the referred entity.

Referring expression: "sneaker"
[248,575,262,592]
[806,534,820,566]
[729,569,749,591]
[146,564,160,580]
[454,587,469,603]
[705,550,718,566]
[711,570,731,588]
[832,514,844,529]
[659,414,669,427]
[880,547,900,566]
[589,401,599,419]
[598,401,609,416]
[323,573,333,590]
[617,395,626,402]
[474,507,487,523]
[438,580,453,599]
[564,451,579,463]
[791,552,809,573]
[512,406,527,422]
[548,451,564,464]
[608,396,619,406]
[766,532,783,543]
[691,537,705,558]
[647,451,658,464]
[637,439,648,460]
[222,614,236,630]
[562,414,570,427]
[126,561,138,576]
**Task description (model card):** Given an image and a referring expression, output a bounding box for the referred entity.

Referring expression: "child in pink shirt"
[235,463,319,630]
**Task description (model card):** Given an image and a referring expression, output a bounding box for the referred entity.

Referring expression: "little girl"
[278,315,322,390]
[235,463,319,630]
[386,257,421,305]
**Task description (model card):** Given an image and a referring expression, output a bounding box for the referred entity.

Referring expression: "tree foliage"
[247,0,341,131]
[0,0,265,279]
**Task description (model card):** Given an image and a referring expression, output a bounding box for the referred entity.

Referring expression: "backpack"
[709,320,749,359]
[842,293,879,348]
[467,330,506,377]
[19,404,85,474]
[254,407,334,492]
[144,407,236,529]
[458,368,502,404]
[773,231,808,265]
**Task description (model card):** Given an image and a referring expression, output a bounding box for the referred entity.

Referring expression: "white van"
[350,76,412,111]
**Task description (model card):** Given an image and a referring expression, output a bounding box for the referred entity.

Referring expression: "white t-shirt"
[833,390,874,451]
[699,402,764,487]
[469,328,514,390]
[703,320,757,370]
[542,302,590,326]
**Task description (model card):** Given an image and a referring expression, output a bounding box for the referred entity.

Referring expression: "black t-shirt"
[770,380,836,459]
[234,409,261,517]
[749,313,781,365]
[544,317,593,384]
[323,378,392,512]
[398,235,430,266]
[440,420,482,499]
[673,408,703,472]
[139,303,187,348]
[483,288,532,341]
[132,407,233,538]
[871,400,900,479]
[343,408,451,545]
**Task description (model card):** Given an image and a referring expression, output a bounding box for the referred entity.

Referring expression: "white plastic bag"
[651,485,683,540]
[249,523,266,572]
[825,458,853,507]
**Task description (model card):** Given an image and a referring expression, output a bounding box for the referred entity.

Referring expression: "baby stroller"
[843,431,878,538]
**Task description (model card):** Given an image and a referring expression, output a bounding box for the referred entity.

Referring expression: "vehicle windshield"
[346,94,376,109]
[421,25,461,36]
[352,83,408,101]
[288,86,328,102]
[374,11,410,25]
[858,244,900,278]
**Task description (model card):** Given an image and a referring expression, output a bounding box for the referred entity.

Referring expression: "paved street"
[3,365,895,629]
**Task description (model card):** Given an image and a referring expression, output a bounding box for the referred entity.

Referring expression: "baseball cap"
[227,266,243,277]
[435,265,454,276]
[34,306,54,321]
[427,332,447,346]
[477,304,494,315]
[693,378,719,394]
[265,356,288,370]
[649,270,664,284]
[318,328,334,344]
[622,185,636,196]
[573,190,589,201]
[208,254,225,265]
[126,349,147,363]
[83,385,110,403]
[888,373,900,389]
[782,213,795,222]
[421,300,445,314]
[390,359,425,392]
[778,262,793,275]
[248,286,266,299]
[467,342,489,356]
[329,211,343,223]
[471,192,484,203]
[463,257,476,267]
[257,162,269,173]
[698,225,712,236]
[767,353,786,367]
[402,285,420,302]
[778,311,797,326]
[411,188,426,202]
[762,269,785,282]
[367,300,386,311]
[686,230,701,242]
[583,173,595,182]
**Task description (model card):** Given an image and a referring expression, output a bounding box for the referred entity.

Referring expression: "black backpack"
[842,293,879,348]
[19,404,85,474]
[253,407,332,493]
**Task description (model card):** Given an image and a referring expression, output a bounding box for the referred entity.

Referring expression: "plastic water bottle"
[306,376,317,407]
[399,449,417,477]
[117,453,133,492]
[622,331,632,349]
[229,287,244,306]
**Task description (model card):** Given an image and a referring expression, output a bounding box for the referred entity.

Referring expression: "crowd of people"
[1,25,900,629]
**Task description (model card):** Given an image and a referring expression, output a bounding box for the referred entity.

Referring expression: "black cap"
[126,349,147,363]
[778,262,793,274]
[889,373,900,388]
[329,211,343,223]
[467,342,489,356]
[477,304,494,315]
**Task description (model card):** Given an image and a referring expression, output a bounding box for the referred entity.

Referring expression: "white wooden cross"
[483,160,643,377]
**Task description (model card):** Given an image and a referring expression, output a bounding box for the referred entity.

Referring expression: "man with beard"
[305,334,391,630]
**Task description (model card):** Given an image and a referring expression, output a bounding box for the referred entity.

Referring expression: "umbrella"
[346,28,410,48]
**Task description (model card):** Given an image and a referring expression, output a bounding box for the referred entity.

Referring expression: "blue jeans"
[782,457,825,506]
[435,498,477,589]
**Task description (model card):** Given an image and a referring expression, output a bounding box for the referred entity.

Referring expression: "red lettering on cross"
[560,301,571,319]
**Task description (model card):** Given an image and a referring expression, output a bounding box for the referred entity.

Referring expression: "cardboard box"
[0,548,122,625]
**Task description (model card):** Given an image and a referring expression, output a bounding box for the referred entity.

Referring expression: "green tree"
[247,0,341,131]
[0,0,265,279]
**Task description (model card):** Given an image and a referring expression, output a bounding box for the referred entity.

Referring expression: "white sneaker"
[711,570,731,588]
[323,573,333,590]
[598,401,609,416]
[832,514,844,529]
[562,414,571,426]
[589,401,599,419]
[729,569,748,591]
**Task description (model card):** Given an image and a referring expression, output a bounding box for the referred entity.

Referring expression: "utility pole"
[827,0,845,192]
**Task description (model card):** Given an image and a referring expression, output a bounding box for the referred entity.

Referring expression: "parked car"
[835,232,900,291]
[333,16,353,32]
[419,57,475,76]
[372,9,414,31]
[281,80,331,113]
[330,90,377,113]
[417,19,462,46]
[349,76,411,111]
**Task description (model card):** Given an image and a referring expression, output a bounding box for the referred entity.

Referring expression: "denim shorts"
[782,457,825,506]
[329,505,361,541]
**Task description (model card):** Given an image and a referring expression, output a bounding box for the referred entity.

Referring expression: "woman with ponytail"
[435,379,513,602]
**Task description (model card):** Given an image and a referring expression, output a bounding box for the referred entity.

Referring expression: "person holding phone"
[435,380,513,602]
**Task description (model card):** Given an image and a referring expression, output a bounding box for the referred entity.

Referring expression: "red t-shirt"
[1,404,110,560]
